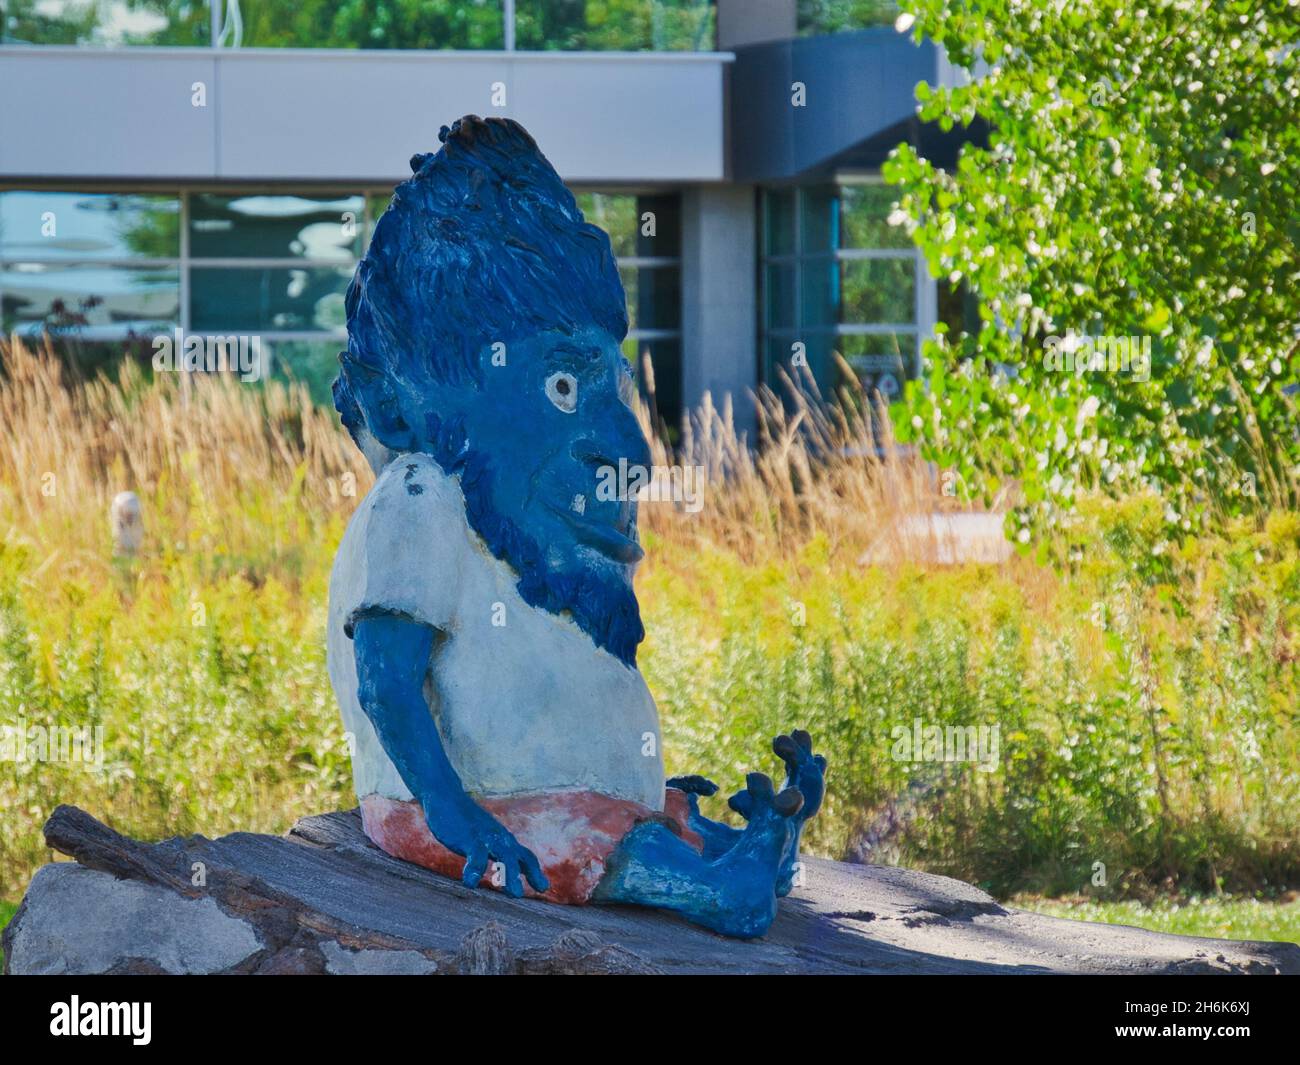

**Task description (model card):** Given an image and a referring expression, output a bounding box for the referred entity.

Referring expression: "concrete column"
[680,184,758,439]
[716,0,796,50]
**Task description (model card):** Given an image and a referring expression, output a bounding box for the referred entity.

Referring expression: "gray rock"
[8,863,263,975]
[320,939,440,976]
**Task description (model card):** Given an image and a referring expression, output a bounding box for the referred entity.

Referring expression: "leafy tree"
[514,0,713,51]
[237,0,505,49]
[797,0,899,35]
[2,0,206,45]
[884,0,1300,548]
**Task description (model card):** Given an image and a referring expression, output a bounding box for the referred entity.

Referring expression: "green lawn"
[1013,896,1300,946]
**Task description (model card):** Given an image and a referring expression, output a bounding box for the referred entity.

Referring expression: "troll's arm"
[352,612,548,896]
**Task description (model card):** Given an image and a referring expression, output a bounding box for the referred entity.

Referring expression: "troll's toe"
[774,786,804,818]
[728,772,804,824]
[728,771,773,820]
[773,729,827,821]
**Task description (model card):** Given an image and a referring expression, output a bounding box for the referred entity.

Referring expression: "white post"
[504,0,516,51]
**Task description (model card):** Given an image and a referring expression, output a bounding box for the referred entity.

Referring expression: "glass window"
[578,194,640,259]
[636,194,682,258]
[835,333,911,397]
[800,259,837,329]
[840,258,914,323]
[763,335,793,388]
[764,264,797,330]
[619,266,640,330]
[623,336,682,437]
[764,334,833,390]
[0,191,179,261]
[3,0,720,50]
[800,186,838,255]
[840,184,911,249]
[760,183,921,398]
[2,184,681,421]
[0,187,369,391]
[189,194,364,261]
[190,266,352,332]
[836,332,914,360]
[763,191,796,257]
[628,265,681,332]
[937,278,980,338]
[1,263,179,334]
[577,190,683,428]
[576,193,681,261]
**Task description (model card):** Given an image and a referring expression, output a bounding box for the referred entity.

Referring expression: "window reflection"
[0,191,179,261]
[189,194,364,261]
[840,258,914,323]
[1,263,179,335]
[190,266,351,332]
[840,185,912,249]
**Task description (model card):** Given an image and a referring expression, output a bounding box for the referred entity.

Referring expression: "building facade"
[0,0,971,434]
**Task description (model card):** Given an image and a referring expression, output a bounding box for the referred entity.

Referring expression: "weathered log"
[6,805,1298,975]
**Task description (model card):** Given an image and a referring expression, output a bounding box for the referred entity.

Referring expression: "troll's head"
[335,116,651,665]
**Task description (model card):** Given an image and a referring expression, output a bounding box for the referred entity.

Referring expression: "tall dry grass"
[0,336,986,582]
[0,338,370,583]
[638,354,1004,568]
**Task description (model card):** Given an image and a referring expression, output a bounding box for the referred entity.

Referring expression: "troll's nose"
[571,414,651,472]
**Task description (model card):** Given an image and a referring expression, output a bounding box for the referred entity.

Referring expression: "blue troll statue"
[328,115,826,939]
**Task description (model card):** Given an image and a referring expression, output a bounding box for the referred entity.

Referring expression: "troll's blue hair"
[334,116,644,665]
[335,115,628,441]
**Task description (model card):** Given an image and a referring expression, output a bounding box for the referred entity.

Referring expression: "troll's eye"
[545,372,578,413]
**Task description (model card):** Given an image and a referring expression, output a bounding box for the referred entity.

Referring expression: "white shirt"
[327,452,664,811]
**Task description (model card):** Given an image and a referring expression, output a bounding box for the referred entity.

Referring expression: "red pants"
[361,788,703,904]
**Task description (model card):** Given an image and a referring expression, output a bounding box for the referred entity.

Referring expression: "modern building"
[0,0,977,434]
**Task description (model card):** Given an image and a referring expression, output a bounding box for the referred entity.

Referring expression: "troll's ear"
[339,256,421,454]
[336,352,417,455]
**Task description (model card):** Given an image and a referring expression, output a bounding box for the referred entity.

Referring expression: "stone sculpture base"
[6,805,1299,975]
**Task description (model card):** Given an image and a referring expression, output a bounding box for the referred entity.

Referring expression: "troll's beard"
[449,441,645,667]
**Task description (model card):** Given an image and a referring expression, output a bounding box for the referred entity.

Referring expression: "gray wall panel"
[0,52,218,179]
[214,54,497,180]
[512,59,726,182]
[1,48,729,184]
